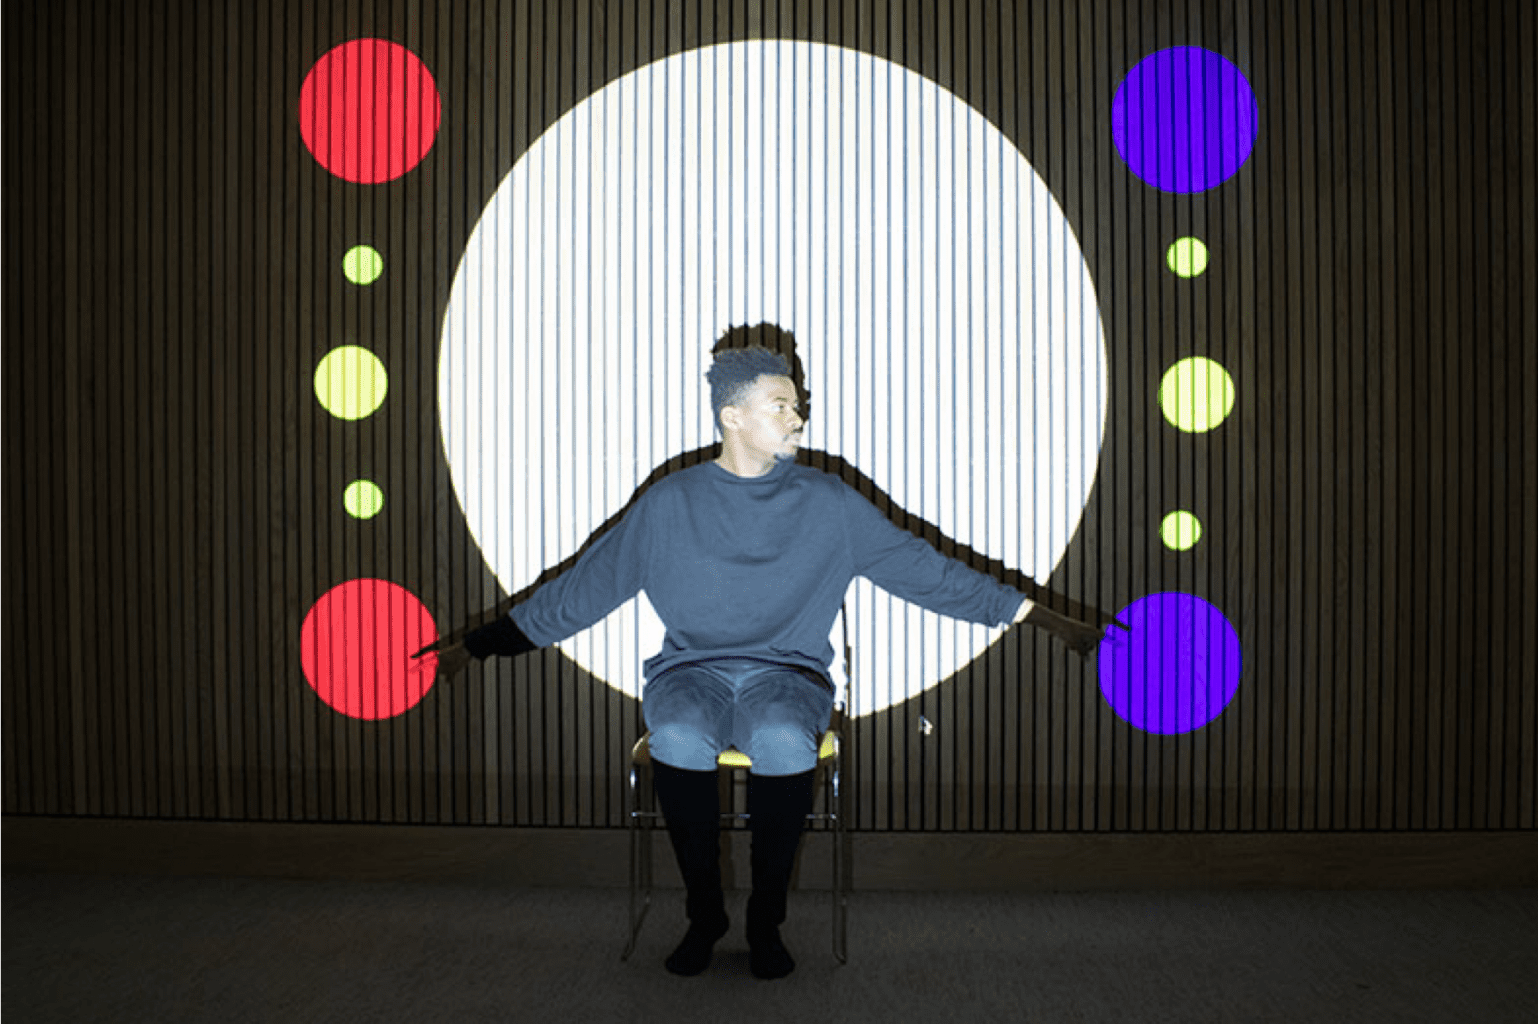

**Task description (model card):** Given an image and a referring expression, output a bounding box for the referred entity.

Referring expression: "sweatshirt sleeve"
[838,482,1028,627]
[509,491,653,647]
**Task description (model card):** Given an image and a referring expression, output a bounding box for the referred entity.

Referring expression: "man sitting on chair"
[428,335,1107,980]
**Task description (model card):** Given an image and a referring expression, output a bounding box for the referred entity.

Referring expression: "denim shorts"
[642,657,836,776]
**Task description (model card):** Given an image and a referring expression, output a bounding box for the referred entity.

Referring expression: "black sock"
[748,925,796,980]
[666,912,731,976]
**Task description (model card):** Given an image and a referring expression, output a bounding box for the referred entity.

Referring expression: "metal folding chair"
[621,604,854,964]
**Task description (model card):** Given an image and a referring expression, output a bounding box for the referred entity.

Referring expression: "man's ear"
[719,405,739,433]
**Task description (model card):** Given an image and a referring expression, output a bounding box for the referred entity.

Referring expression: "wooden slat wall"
[2,0,1534,831]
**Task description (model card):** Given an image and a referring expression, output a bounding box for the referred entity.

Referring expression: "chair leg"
[622,764,654,961]
[832,756,848,965]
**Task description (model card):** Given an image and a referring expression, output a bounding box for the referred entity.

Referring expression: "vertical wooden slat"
[248,0,274,822]
[1233,0,1260,833]
[1177,0,1201,835]
[1485,0,1513,831]
[8,2,40,814]
[212,0,239,820]
[1378,0,1402,830]
[296,0,322,824]
[1297,0,1324,832]
[1518,0,1538,832]
[1349,0,1376,833]
[1324,0,1352,831]
[1441,0,1469,832]
[129,0,151,811]
[1256,0,1284,831]
[1400,0,1425,830]
[1418,0,1445,831]
[45,0,76,814]
[75,0,107,818]
[1460,0,1488,830]
[106,2,140,818]
[40,0,61,812]
[57,0,85,819]
[567,0,592,828]
[280,0,305,825]
[2,5,25,811]
[1104,0,1132,834]
[138,0,162,820]
[1393,0,1420,832]
[0,0,25,809]
[159,0,183,819]
[1367,0,1391,831]
[1503,0,1523,828]
[184,0,208,820]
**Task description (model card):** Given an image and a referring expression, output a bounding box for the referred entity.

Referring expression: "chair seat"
[632,704,843,769]
[631,729,837,768]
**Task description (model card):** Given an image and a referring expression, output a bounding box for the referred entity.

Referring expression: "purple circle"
[1097,592,1243,734]
[1112,47,1259,194]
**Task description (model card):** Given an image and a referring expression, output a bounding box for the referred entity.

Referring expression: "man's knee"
[745,721,819,776]
[648,723,723,772]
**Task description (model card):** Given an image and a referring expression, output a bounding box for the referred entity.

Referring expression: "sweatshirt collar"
[706,456,794,484]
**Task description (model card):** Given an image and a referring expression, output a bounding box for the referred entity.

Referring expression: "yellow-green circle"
[343,480,385,520]
[1159,510,1203,551]
[1166,236,1210,278]
[314,346,388,421]
[342,245,384,285]
[1158,356,1235,433]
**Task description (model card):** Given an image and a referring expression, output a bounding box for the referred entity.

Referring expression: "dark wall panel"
[2,0,1534,831]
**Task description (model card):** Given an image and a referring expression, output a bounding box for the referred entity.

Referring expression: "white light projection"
[439,40,1107,717]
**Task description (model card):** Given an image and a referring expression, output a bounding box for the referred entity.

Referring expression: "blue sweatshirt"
[510,457,1030,684]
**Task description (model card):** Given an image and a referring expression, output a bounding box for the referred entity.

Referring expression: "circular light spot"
[344,480,385,519]
[1112,47,1260,194]
[1166,236,1209,278]
[439,41,1109,715]
[1160,510,1203,551]
[1158,356,1235,433]
[1096,592,1242,734]
[343,244,384,285]
[297,39,442,184]
[299,578,439,720]
[314,345,388,421]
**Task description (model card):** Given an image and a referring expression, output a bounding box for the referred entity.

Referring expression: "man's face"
[725,374,805,460]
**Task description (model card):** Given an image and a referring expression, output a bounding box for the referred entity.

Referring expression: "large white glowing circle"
[439,41,1107,717]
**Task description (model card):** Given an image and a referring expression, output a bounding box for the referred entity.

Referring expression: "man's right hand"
[409,637,473,683]
[412,611,539,673]
[433,640,474,680]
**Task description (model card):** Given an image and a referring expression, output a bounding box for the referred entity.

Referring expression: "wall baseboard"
[5,818,1535,890]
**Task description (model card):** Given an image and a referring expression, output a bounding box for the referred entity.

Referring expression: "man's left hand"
[1018,600,1129,657]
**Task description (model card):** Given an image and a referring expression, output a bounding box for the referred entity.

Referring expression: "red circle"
[300,579,440,719]
[298,39,442,184]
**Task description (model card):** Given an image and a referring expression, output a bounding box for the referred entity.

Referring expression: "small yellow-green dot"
[342,245,384,285]
[1158,356,1235,433]
[1160,510,1203,551]
[1166,236,1210,278]
[314,345,388,421]
[343,480,384,520]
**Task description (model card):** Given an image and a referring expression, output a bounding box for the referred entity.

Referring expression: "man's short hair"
[705,344,792,435]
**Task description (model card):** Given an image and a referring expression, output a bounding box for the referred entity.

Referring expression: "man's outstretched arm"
[412,485,657,683]
[839,482,1126,657]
